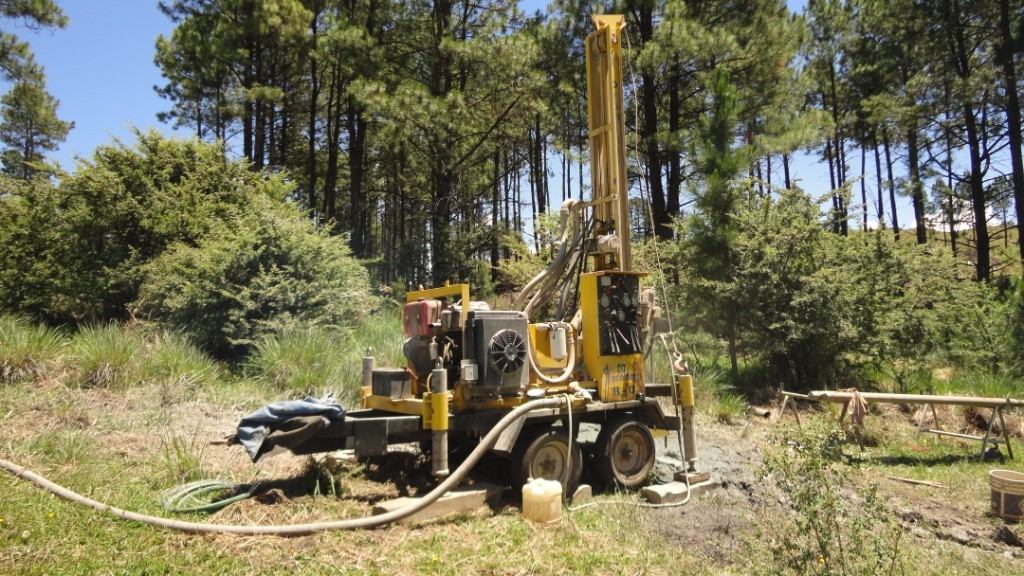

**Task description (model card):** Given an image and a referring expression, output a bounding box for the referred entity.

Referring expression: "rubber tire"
[594,416,656,489]
[511,426,583,496]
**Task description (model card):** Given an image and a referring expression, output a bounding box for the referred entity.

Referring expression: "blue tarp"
[235,395,345,461]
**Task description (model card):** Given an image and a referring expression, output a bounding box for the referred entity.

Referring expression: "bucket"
[989,469,1024,523]
[522,478,562,523]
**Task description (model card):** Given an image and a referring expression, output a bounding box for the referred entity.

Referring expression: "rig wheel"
[511,426,582,495]
[594,416,655,489]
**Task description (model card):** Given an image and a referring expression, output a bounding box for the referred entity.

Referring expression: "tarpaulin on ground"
[235,395,345,461]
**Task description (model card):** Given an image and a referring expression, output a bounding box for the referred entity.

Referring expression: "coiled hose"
[0,396,564,536]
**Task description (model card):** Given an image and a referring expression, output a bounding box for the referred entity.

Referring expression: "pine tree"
[0,0,66,82]
[0,75,71,179]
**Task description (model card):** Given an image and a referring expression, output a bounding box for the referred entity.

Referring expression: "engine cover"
[462,310,529,398]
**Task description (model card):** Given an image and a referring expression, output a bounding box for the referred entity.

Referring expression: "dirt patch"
[645,415,771,566]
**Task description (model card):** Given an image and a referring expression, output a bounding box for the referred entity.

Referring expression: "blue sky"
[9,1,174,168]
[10,0,921,229]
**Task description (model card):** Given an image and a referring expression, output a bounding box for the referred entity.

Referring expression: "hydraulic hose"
[526,322,577,385]
[0,396,565,536]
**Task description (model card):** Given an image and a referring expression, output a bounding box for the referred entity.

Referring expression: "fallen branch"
[886,476,946,489]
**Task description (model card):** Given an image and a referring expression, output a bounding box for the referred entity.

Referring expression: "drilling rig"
[239,15,698,494]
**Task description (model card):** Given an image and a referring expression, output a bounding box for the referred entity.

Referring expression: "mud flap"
[491,414,527,456]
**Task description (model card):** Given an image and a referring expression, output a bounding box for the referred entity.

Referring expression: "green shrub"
[135,198,376,358]
[0,313,65,383]
[757,424,904,575]
[69,324,144,389]
[1011,277,1024,373]
[0,132,289,324]
[669,188,1006,391]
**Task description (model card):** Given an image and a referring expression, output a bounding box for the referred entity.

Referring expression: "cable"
[0,397,565,536]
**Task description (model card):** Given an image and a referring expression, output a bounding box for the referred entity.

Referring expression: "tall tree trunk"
[860,144,868,231]
[825,138,839,233]
[998,0,1024,266]
[306,8,320,213]
[782,153,791,189]
[638,6,668,239]
[882,126,900,240]
[491,149,501,282]
[348,97,367,256]
[906,122,926,244]
[323,63,341,219]
[666,62,681,220]
[873,133,885,230]
[947,0,989,278]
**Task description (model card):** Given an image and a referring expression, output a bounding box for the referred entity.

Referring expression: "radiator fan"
[489,329,527,373]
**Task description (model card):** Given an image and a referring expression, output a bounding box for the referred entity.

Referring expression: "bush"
[69,324,144,389]
[136,199,376,358]
[0,132,289,323]
[1011,277,1024,373]
[757,424,904,575]
[0,313,65,383]
[668,188,1005,391]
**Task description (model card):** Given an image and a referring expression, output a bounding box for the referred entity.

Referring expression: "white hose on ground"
[0,397,565,536]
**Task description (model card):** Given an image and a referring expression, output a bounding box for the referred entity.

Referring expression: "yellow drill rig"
[244,15,697,493]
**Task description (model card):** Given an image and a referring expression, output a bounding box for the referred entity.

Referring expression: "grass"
[0,314,65,383]
[0,373,700,575]
[140,330,219,391]
[68,323,144,389]
[247,311,405,405]
[931,370,1023,399]
[157,432,207,485]
[2,314,1023,574]
[713,391,747,424]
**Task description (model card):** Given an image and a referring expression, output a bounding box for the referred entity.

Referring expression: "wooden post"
[998,407,1015,460]
[981,407,998,460]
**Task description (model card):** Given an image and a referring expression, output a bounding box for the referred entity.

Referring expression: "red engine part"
[403,300,442,337]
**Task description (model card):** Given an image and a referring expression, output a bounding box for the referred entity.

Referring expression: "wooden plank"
[371,483,503,525]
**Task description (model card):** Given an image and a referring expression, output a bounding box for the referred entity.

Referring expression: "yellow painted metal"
[406,283,470,305]
[364,394,424,416]
[360,386,372,409]
[677,374,695,408]
[527,324,569,372]
[585,14,630,272]
[423,391,454,429]
[580,271,645,402]
[431,391,449,430]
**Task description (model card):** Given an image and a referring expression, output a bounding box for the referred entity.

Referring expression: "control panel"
[596,274,642,355]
